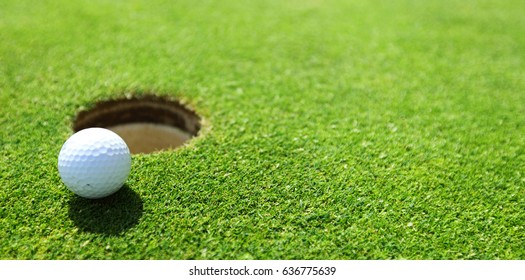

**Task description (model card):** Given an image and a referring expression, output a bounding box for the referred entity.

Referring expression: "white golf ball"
[58,127,131,199]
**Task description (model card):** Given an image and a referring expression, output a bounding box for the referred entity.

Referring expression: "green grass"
[1,0,524,259]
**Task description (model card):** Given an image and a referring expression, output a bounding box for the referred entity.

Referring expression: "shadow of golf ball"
[68,185,143,235]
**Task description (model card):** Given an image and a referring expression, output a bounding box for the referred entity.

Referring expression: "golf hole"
[73,95,201,154]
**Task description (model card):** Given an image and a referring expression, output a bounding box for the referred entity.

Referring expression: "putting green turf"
[1,0,524,259]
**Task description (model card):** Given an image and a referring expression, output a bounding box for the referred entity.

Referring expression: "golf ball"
[58,127,131,199]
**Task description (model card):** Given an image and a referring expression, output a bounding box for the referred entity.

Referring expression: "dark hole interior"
[73,95,201,154]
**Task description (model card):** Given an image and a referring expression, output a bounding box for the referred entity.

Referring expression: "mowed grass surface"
[1,0,524,259]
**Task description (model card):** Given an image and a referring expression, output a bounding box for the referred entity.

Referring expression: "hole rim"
[72,94,202,154]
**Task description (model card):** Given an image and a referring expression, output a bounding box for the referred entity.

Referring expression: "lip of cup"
[72,95,202,154]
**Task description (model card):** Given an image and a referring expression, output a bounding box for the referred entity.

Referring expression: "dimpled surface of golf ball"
[58,127,131,199]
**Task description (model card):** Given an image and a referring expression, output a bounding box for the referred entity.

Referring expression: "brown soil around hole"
[108,123,192,154]
[74,95,200,136]
[73,95,201,154]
